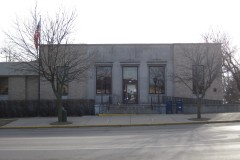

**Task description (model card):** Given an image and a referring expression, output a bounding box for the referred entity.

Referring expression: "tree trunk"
[57,96,63,122]
[197,98,202,119]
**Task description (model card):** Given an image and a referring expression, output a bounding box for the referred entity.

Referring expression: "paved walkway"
[1,113,240,129]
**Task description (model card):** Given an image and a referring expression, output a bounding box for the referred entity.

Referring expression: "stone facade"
[0,76,39,100]
[173,44,223,100]
[0,62,38,100]
[89,44,174,104]
[0,43,223,104]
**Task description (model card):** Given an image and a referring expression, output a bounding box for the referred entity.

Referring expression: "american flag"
[34,20,41,49]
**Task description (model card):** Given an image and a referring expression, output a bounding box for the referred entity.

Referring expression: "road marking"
[0,135,139,140]
[1,142,240,151]
[201,134,240,141]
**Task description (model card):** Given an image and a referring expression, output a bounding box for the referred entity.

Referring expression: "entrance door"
[122,67,138,104]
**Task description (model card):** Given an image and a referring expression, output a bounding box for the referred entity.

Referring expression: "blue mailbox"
[176,100,183,113]
[166,100,173,114]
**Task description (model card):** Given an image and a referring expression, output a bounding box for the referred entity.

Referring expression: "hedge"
[0,99,95,118]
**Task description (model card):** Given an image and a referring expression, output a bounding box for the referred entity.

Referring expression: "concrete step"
[104,104,159,114]
[107,110,158,114]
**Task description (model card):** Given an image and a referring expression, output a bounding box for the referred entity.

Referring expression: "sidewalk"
[1,113,240,129]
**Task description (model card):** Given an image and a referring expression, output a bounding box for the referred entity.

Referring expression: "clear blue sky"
[0,0,240,45]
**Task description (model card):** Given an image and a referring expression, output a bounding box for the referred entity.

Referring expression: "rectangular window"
[62,83,68,96]
[192,65,204,94]
[96,66,112,94]
[57,66,68,96]
[0,77,8,95]
[149,66,165,94]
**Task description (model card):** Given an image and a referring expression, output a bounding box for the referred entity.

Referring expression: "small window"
[0,77,8,95]
[149,66,165,94]
[62,83,68,96]
[57,66,68,96]
[192,65,204,94]
[96,66,112,94]
[213,88,217,92]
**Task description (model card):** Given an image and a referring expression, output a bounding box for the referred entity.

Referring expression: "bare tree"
[174,44,222,119]
[4,4,94,122]
[0,44,17,62]
[224,77,240,104]
[202,29,240,102]
[202,29,240,91]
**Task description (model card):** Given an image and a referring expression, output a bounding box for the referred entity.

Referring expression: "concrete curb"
[1,120,240,129]
[98,114,137,116]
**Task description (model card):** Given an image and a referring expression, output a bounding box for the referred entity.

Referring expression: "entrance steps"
[103,104,159,114]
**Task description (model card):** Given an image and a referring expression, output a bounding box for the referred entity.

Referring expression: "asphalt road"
[0,123,240,160]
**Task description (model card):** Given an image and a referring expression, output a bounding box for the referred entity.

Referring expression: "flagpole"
[38,16,41,116]
[37,41,40,116]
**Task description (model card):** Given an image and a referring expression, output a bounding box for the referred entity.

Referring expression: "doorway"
[122,67,138,104]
